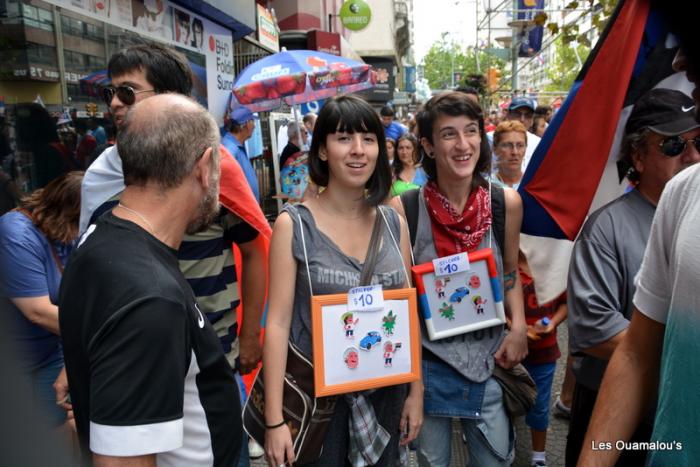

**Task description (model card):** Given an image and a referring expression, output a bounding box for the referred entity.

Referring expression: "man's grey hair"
[287,121,304,140]
[118,94,220,189]
[619,127,650,183]
[303,113,316,125]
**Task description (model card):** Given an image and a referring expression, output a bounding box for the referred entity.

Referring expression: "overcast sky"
[413,0,479,64]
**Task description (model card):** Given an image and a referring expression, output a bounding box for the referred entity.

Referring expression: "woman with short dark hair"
[0,171,84,427]
[264,95,423,466]
[394,92,527,467]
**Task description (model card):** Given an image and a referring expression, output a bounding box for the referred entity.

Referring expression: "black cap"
[625,88,700,136]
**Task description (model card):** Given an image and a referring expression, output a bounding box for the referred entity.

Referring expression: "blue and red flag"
[519,0,692,240]
[518,0,693,302]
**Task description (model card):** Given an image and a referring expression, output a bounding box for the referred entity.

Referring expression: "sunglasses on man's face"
[102,85,155,106]
[658,135,700,157]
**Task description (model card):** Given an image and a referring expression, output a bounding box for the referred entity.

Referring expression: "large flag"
[518,0,693,302]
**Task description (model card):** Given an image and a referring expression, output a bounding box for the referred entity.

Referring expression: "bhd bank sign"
[43,0,234,125]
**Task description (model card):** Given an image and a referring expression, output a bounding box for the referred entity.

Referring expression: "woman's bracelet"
[265,420,286,429]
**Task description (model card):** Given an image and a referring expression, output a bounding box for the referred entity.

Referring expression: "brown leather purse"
[242,341,337,465]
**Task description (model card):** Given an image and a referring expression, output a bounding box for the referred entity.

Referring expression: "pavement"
[251,326,572,466]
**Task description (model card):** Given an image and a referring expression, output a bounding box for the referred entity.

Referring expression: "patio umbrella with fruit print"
[230,48,377,112]
[230,48,377,208]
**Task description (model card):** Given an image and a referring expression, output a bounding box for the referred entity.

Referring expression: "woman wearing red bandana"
[393,92,527,467]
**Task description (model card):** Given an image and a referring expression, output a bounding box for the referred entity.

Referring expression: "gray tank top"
[413,187,505,382]
[284,204,408,358]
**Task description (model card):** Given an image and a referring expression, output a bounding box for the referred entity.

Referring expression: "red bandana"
[423,181,492,257]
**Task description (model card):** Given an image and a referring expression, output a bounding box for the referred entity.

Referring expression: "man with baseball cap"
[565,87,700,466]
[488,97,542,172]
[578,5,700,464]
[223,106,260,201]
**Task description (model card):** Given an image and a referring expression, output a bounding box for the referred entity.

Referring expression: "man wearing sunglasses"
[69,43,270,466]
[565,87,700,467]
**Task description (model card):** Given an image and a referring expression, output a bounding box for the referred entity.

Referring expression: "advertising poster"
[517,0,545,57]
[43,0,234,124]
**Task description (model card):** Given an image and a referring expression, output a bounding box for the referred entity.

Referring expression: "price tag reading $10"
[432,252,470,278]
[347,284,385,312]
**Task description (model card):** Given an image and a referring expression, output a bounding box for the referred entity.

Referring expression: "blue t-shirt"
[0,211,70,370]
[413,167,428,187]
[222,132,260,201]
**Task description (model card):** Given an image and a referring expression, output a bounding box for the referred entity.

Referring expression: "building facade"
[0,0,258,122]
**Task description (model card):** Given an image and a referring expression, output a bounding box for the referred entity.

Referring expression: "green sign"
[340,1,372,31]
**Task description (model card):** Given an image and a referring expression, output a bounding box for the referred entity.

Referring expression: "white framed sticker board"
[411,248,506,341]
[310,288,421,397]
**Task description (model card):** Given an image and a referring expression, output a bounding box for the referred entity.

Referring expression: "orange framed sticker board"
[311,288,421,397]
[411,248,506,341]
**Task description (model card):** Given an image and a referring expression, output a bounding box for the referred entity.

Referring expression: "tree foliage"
[546,0,618,45]
[544,37,590,92]
[421,33,505,91]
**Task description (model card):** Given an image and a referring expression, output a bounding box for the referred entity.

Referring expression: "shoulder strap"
[490,184,506,257]
[287,205,314,296]
[359,208,383,286]
[378,207,410,285]
[399,188,420,248]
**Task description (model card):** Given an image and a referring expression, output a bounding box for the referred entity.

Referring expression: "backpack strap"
[399,188,420,248]
[490,184,506,257]
[400,185,506,257]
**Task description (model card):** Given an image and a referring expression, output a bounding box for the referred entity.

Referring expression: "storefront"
[0,0,255,125]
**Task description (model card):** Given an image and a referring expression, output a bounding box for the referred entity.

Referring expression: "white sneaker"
[248,437,264,459]
[553,396,571,419]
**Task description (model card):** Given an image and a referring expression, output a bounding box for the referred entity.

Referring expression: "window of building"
[67,83,86,102]
[63,49,84,69]
[22,3,37,21]
[85,54,105,70]
[85,22,104,40]
[60,15,84,37]
[22,3,53,31]
[26,42,57,66]
[3,0,22,18]
[60,14,103,41]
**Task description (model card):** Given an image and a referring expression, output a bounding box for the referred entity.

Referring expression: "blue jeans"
[235,372,250,467]
[417,376,514,467]
[523,361,556,431]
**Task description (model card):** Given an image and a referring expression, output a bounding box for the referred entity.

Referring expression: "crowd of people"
[1,4,699,467]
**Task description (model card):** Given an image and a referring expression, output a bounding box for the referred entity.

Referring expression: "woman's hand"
[399,386,424,446]
[494,326,528,369]
[54,366,72,412]
[265,424,295,467]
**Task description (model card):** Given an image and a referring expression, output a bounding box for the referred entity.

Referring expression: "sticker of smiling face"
[344,347,359,369]
[469,274,481,289]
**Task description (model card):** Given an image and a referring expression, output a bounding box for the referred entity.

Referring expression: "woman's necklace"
[117,203,156,233]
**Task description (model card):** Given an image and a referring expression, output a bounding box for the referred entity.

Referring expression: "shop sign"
[307,30,340,56]
[339,0,371,31]
[404,66,416,93]
[257,4,279,52]
[393,91,410,105]
[42,0,234,125]
[23,65,60,81]
[358,57,394,102]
